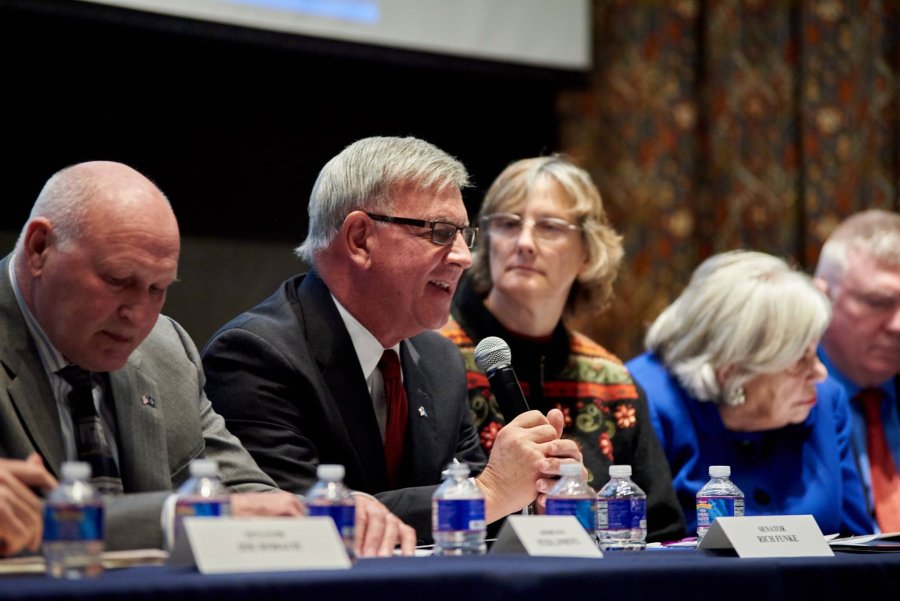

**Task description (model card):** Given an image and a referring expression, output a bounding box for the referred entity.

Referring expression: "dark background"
[1,0,582,243]
[0,0,586,345]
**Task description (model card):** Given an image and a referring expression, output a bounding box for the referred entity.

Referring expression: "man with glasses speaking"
[202,137,583,550]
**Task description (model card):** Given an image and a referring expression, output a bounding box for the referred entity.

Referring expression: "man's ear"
[341,211,375,269]
[22,218,53,276]
[812,276,829,295]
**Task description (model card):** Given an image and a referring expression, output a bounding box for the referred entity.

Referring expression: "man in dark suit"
[2,161,410,554]
[203,136,583,546]
[815,209,900,532]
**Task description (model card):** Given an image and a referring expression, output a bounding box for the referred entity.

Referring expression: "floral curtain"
[560,0,899,360]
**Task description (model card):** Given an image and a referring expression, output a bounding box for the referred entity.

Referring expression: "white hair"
[644,250,831,405]
[815,209,900,290]
[295,136,470,263]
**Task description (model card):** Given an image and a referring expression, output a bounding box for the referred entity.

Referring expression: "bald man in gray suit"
[0,161,412,554]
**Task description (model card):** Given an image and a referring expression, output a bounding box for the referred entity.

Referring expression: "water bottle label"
[697,496,743,528]
[43,504,104,542]
[175,498,227,518]
[597,498,646,530]
[308,504,356,540]
[545,498,595,532]
[435,499,486,532]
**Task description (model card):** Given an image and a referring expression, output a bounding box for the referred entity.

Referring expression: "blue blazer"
[626,352,871,536]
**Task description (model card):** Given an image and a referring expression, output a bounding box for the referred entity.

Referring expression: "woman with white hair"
[626,250,870,536]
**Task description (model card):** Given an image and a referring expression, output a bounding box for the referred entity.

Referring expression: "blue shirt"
[626,352,871,536]
[818,347,899,532]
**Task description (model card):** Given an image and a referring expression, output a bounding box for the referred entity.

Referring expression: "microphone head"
[474,336,512,373]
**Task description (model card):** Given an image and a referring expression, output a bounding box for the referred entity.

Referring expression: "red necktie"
[378,350,408,488]
[858,388,900,532]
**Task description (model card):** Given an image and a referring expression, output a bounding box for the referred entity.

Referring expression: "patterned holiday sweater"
[438,282,685,542]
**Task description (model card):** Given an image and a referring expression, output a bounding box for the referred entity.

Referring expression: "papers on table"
[828,531,900,553]
[0,549,169,576]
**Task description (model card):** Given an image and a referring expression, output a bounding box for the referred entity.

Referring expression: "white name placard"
[181,517,351,573]
[490,515,602,558]
[698,515,833,558]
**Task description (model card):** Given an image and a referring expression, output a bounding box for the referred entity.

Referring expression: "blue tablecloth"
[2,550,898,600]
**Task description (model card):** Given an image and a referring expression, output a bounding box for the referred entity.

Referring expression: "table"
[1,550,898,600]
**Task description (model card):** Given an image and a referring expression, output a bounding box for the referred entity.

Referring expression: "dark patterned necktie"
[378,350,408,488]
[857,388,900,532]
[57,365,124,495]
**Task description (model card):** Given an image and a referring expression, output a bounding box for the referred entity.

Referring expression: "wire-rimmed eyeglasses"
[366,213,478,248]
[480,213,581,242]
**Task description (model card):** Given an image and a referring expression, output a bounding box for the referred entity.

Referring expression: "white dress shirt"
[331,294,401,442]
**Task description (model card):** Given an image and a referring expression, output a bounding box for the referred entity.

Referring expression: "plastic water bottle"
[306,464,356,553]
[545,463,596,533]
[596,465,647,551]
[43,461,104,578]
[432,462,486,555]
[173,458,230,543]
[696,465,744,540]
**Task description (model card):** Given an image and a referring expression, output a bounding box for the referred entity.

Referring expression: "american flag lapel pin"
[141,394,156,408]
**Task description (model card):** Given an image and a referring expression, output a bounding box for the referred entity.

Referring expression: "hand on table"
[0,453,57,557]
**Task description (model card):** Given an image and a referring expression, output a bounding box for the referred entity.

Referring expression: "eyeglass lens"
[485,214,577,241]
[433,222,477,248]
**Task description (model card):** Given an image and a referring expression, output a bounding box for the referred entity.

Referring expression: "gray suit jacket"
[0,254,277,550]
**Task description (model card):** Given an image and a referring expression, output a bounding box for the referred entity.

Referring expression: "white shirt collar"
[8,253,69,374]
[330,294,400,380]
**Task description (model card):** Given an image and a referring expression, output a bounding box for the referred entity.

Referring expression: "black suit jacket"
[202,271,486,541]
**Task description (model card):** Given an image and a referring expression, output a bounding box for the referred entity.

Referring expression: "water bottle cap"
[709,465,731,477]
[559,463,583,477]
[609,464,632,478]
[61,461,91,481]
[189,458,219,477]
[317,464,345,480]
[444,462,470,477]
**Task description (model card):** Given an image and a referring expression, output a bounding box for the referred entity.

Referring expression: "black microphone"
[474,336,530,420]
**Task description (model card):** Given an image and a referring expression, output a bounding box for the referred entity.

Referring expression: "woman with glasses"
[626,250,871,536]
[438,156,686,542]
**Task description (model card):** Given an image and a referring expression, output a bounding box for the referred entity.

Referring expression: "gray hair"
[295,136,470,263]
[815,209,900,290]
[469,155,624,315]
[644,250,831,405]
